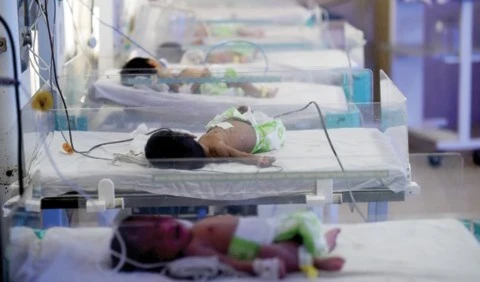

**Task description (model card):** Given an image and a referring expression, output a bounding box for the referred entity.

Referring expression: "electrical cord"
[0,16,25,196]
[39,0,102,162]
[275,101,367,222]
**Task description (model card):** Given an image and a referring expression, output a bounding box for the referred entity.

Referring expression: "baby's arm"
[213,144,275,168]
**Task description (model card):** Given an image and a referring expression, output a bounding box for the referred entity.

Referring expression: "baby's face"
[131,216,192,261]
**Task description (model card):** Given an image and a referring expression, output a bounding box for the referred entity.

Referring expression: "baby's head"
[144,129,206,170]
[110,215,192,272]
[120,57,159,86]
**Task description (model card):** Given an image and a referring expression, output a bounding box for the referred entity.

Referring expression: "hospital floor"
[335,150,480,224]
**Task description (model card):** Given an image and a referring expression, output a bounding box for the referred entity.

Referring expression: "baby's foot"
[313,257,345,272]
[325,228,341,253]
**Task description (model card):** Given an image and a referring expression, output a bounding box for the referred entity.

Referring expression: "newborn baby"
[120,57,277,98]
[144,106,286,169]
[110,211,344,279]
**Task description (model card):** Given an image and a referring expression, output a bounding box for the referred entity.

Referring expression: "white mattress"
[191,5,312,25]
[88,76,348,112]
[9,219,480,282]
[29,128,407,199]
[266,49,359,69]
[204,25,320,46]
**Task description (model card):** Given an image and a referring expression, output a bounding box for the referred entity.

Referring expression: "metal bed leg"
[375,202,388,221]
[367,202,377,222]
[367,202,388,222]
[324,204,339,224]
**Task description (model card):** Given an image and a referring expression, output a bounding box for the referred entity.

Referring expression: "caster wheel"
[473,150,480,166]
[428,155,443,168]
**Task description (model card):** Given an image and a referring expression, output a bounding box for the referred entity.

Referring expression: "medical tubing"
[40,0,110,162]
[0,16,25,196]
[274,101,367,222]
[203,40,269,74]
[39,0,76,151]
[35,118,172,273]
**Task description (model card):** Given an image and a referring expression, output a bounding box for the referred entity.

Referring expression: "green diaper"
[228,237,261,261]
[274,211,328,258]
[200,68,245,96]
[205,107,286,154]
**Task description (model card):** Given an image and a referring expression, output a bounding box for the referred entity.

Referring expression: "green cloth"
[205,107,286,154]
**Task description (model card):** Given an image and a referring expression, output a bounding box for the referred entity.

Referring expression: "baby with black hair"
[120,57,278,98]
[110,212,344,279]
[145,106,286,170]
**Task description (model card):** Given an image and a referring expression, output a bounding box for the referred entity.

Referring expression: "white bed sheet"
[204,25,320,46]
[266,49,359,69]
[88,75,348,113]
[191,5,312,25]
[30,128,407,199]
[9,219,480,282]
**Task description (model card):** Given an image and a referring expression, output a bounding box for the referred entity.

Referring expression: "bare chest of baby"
[200,120,257,154]
[189,215,239,254]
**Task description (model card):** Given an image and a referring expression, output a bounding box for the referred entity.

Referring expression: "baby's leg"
[257,243,344,273]
[231,83,278,98]
[257,242,301,272]
[326,228,341,252]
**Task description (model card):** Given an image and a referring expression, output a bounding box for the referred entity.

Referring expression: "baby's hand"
[257,156,276,168]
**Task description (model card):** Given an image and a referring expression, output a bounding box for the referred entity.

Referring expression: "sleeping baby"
[144,106,285,169]
[120,57,277,98]
[110,210,344,279]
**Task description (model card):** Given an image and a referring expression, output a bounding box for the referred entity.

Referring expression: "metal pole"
[457,1,473,142]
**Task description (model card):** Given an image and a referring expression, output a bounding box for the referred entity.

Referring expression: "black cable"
[0,16,25,196]
[42,0,76,150]
[77,128,169,155]
[275,101,345,171]
[276,101,367,221]
[40,0,120,163]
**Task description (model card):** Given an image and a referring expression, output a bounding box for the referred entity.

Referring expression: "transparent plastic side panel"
[7,69,413,206]
[390,153,479,221]
[380,70,409,172]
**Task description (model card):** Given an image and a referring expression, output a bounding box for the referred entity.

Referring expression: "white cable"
[28,47,49,71]
[30,1,53,88]
[29,56,56,92]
